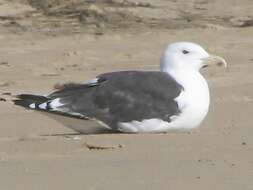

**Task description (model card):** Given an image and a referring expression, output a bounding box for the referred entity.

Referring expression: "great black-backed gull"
[14,42,227,133]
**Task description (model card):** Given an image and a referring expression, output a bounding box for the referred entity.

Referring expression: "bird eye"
[182,50,189,54]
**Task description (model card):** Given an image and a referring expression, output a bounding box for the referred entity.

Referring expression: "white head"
[160,42,227,73]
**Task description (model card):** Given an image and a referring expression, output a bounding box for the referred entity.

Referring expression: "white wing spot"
[29,103,36,109]
[50,98,64,109]
[38,102,47,109]
[87,78,99,86]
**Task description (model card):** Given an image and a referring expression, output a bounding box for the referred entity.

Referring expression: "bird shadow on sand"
[40,128,122,137]
[40,128,191,137]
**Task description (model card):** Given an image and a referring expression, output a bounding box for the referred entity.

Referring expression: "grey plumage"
[14,71,183,131]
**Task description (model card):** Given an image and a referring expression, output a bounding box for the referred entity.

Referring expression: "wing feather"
[14,71,183,129]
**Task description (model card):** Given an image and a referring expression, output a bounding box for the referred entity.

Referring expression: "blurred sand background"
[0,0,253,189]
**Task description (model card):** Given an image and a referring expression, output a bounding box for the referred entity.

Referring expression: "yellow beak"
[202,55,227,68]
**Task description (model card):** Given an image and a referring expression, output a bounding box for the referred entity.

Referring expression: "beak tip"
[218,60,227,68]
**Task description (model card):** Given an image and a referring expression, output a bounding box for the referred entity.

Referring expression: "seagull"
[14,42,227,133]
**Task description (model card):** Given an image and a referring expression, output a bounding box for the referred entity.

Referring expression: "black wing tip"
[13,99,30,108]
[13,94,49,108]
[13,94,90,120]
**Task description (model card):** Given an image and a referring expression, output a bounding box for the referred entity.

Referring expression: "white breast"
[169,70,210,129]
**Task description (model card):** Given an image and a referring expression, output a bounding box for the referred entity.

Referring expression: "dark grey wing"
[47,71,183,128]
[14,71,183,130]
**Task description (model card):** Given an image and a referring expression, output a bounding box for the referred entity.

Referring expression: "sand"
[0,0,253,189]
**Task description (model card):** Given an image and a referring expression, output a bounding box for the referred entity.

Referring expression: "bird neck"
[167,69,205,88]
[160,59,210,103]
[165,68,210,106]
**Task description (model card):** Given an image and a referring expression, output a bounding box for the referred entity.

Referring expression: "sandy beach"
[0,0,253,189]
